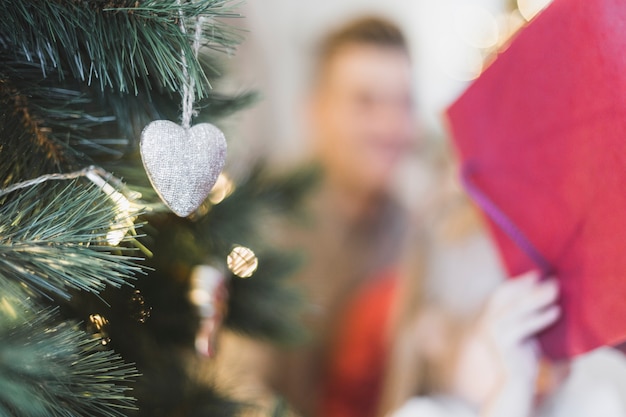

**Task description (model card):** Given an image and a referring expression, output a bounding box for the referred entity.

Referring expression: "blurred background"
[211,2,626,416]
[223,0,552,173]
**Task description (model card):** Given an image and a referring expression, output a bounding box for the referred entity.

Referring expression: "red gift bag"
[447,0,626,359]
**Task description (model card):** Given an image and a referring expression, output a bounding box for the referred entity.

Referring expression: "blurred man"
[268,16,416,416]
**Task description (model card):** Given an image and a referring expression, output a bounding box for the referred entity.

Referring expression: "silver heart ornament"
[140,120,227,217]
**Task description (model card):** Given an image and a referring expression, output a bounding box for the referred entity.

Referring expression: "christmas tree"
[0,1,308,415]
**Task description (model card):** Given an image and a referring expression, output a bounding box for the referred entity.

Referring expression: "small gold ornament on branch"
[88,313,111,346]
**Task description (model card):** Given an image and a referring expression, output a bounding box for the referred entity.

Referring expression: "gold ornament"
[88,314,111,345]
[129,290,152,324]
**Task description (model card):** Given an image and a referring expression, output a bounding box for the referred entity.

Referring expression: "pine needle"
[0,180,144,300]
[0,0,242,97]
[0,304,138,417]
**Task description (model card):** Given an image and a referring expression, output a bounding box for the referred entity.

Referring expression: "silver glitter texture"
[140,120,227,217]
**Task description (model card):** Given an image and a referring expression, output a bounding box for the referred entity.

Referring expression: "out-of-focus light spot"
[496,10,527,47]
[105,196,134,245]
[88,313,111,345]
[436,35,484,81]
[209,174,235,205]
[189,265,225,316]
[190,288,211,307]
[106,227,128,246]
[1,298,16,319]
[189,265,227,357]
[454,5,499,49]
[85,170,138,246]
[517,0,553,21]
[129,290,151,324]
[227,245,258,278]
[89,313,108,330]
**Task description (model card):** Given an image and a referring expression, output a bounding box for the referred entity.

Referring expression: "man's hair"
[316,16,408,72]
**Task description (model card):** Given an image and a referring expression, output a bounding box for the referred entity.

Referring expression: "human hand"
[451,271,560,417]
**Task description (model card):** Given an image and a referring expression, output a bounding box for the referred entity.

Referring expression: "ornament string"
[138,4,226,218]
[0,167,150,246]
[0,166,143,211]
[177,2,205,129]
[0,168,95,198]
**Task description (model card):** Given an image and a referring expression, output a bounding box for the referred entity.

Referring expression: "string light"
[437,5,501,81]
[496,9,526,48]
[439,1,551,82]
[227,245,258,278]
[208,173,235,205]
[0,298,17,319]
[453,5,499,49]
[0,166,144,247]
[84,170,141,246]
[436,34,484,81]
[517,0,553,21]
[88,313,111,345]
[129,290,151,324]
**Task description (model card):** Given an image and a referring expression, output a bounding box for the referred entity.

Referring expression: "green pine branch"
[0,303,138,417]
[0,72,69,185]
[197,166,317,343]
[0,180,144,300]
[218,168,318,343]
[0,60,127,186]
[0,51,255,187]
[0,0,242,96]
[225,249,306,344]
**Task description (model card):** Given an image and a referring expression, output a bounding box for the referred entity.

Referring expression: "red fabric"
[320,271,398,417]
[447,0,626,359]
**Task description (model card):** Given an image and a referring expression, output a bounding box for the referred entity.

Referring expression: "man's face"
[311,44,415,196]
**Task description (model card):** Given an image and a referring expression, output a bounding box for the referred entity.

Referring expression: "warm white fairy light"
[208,173,235,205]
[0,297,17,319]
[0,166,143,247]
[436,34,484,81]
[88,313,111,345]
[84,170,140,246]
[495,9,527,48]
[517,0,553,21]
[436,4,501,81]
[453,5,499,49]
[227,245,258,278]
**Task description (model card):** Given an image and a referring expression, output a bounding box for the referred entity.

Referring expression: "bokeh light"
[129,290,151,324]
[453,5,499,49]
[517,0,553,21]
[436,34,484,81]
[209,173,235,205]
[227,245,258,278]
[88,313,111,345]
[495,9,527,48]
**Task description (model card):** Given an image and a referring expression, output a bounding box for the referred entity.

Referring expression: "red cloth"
[447,0,626,359]
[320,271,398,417]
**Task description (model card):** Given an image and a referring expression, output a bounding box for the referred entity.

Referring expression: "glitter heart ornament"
[140,120,227,217]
